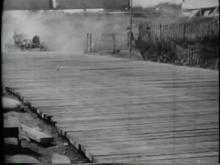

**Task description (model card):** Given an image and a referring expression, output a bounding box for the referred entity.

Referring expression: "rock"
[20,131,31,142]
[20,124,53,145]
[51,153,71,164]
[4,115,20,127]
[63,142,69,146]
[2,96,23,112]
[5,154,40,164]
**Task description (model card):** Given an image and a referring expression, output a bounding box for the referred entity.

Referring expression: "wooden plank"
[93,152,219,164]
[5,154,40,164]
[2,52,218,164]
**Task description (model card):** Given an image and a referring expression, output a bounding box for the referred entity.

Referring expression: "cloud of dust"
[2,10,129,53]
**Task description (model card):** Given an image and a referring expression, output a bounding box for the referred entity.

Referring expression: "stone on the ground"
[5,154,40,164]
[4,114,20,127]
[20,124,53,145]
[2,96,23,111]
[63,142,69,146]
[51,153,71,164]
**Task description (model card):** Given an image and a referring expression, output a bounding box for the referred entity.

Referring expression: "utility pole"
[129,0,133,57]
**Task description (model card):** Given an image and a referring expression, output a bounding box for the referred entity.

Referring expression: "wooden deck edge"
[4,86,95,163]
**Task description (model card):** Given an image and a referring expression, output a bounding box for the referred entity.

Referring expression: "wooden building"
[182,0,219,17]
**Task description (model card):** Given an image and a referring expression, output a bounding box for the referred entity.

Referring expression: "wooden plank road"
[2,52,219,164]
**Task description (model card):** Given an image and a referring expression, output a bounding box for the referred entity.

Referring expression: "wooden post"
[86,33,89,53]
[183,23,186,42]
[89,33,92,53]
[51,0,57,9]
[187,46,190,65]
[112,34,116,54]
[159,24,162,53]
[129,0,133,57]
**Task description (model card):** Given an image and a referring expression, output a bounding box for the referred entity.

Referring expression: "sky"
[133,0,182,7]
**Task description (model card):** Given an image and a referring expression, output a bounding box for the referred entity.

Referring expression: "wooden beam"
[5,154,40,164]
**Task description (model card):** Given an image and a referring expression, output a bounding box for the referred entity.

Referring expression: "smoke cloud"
[2,10,129,53]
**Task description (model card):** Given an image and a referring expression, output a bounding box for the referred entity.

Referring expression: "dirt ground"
[4,94,89,165]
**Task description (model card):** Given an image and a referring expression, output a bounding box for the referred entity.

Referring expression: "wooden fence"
[85,32,128,53]
[139,18,219,43]
[85,18,218,69]
[138,18,219,69]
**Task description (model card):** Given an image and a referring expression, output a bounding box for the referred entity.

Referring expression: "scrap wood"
[20,124,53,145]
[5,154,40,164]
[2,95,23,112]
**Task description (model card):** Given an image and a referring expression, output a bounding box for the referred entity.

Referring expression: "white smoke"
[2,10,129,53]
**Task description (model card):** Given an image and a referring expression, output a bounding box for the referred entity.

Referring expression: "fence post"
[183,23,186,42]
[187,46,191,65]
[86,33,93,53]
[112,33,116,54]
[86,33,89,53]
[89,33,92,53]
[159,24,162,41]
[86,33,92,53]
[159,24,163,52]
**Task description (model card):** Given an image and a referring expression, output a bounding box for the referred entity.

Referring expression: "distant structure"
[51,0,129,10]
[52,0,57,9]
[182,0,219,17]
[4,0,51,10]
[4,0,129,11]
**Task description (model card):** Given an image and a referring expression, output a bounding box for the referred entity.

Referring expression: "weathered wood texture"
[2,52,219,164]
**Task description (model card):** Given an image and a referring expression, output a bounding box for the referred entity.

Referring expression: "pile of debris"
[13,32,47,51]
[2,93,88,164]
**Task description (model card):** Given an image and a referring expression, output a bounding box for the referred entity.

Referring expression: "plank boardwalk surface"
[2,52,219,164]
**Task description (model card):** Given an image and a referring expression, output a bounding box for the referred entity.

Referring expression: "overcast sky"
[133,0,182,7]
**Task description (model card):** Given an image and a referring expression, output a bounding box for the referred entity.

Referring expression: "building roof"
[182,0,219,10]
